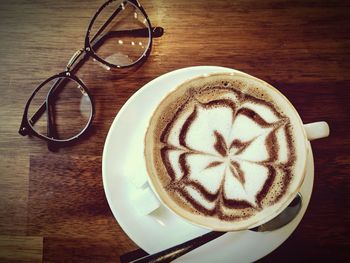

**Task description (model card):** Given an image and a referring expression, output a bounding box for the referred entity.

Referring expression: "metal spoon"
[121,193,302,263]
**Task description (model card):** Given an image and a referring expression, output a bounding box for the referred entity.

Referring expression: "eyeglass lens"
[89,0,151,67]
[27,77,93,141]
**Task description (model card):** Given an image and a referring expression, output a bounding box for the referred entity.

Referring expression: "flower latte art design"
[145,74,300,228]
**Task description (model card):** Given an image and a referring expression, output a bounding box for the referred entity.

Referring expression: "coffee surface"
[145,73,301,229]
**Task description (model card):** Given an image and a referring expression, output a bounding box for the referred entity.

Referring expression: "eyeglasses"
[19,0,163,150]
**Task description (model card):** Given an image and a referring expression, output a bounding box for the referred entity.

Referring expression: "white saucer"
[102,66,314,263]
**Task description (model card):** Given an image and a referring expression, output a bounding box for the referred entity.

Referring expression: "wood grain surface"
[0,0,349,262]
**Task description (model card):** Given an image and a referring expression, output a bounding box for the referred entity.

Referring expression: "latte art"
[145,73,304,230]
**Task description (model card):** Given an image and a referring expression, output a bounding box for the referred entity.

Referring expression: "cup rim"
[144,69,309,231]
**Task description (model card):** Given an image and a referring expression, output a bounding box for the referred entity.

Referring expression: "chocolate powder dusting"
[223,197,254,209]
[160,146,177,180]
[179,106,198,148]
[265,129,279,163]
[175,186,216,215]
[179,152,190,178]
[201,99,236,116]
[237,107,272,127]
[160,101,188,143]
[206,161,223,169]
[230,161,245,185]
[213,130,227,157]
[285,124,297,167]
[230,138,254,155]
[186,180,220,202]
[256,165,276,205]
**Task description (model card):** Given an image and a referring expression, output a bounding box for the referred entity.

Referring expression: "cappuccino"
[145,73,306,230]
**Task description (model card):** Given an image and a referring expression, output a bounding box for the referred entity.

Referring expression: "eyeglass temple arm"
[89,3,164,43]
[91,26,163,51]
[46,93,59,151]
[90,4,123,44]
[29,77,71,126]
[103,26,163,38]
[89,0,163,44]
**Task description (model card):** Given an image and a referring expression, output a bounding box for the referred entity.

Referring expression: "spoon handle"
[127,231,225,263]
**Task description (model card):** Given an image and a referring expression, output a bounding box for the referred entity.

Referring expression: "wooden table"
[0,0,349,262]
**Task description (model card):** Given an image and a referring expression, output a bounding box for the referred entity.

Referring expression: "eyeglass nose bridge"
[66,48,86,72]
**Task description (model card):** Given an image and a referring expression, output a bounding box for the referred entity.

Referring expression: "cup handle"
[128,156,161,216]
[303,121,330,141]
[131,184,161,215]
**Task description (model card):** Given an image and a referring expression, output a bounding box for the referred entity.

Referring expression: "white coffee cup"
[130,70,330,231]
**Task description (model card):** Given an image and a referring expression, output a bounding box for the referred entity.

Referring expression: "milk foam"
[167,150,184,180]
[164,96,289,209]
[186,154,225,193]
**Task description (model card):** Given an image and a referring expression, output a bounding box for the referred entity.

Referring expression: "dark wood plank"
[42,237,133,263]
[0,236,42,263]
[27,154,119,239]
[0,153,29,235]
